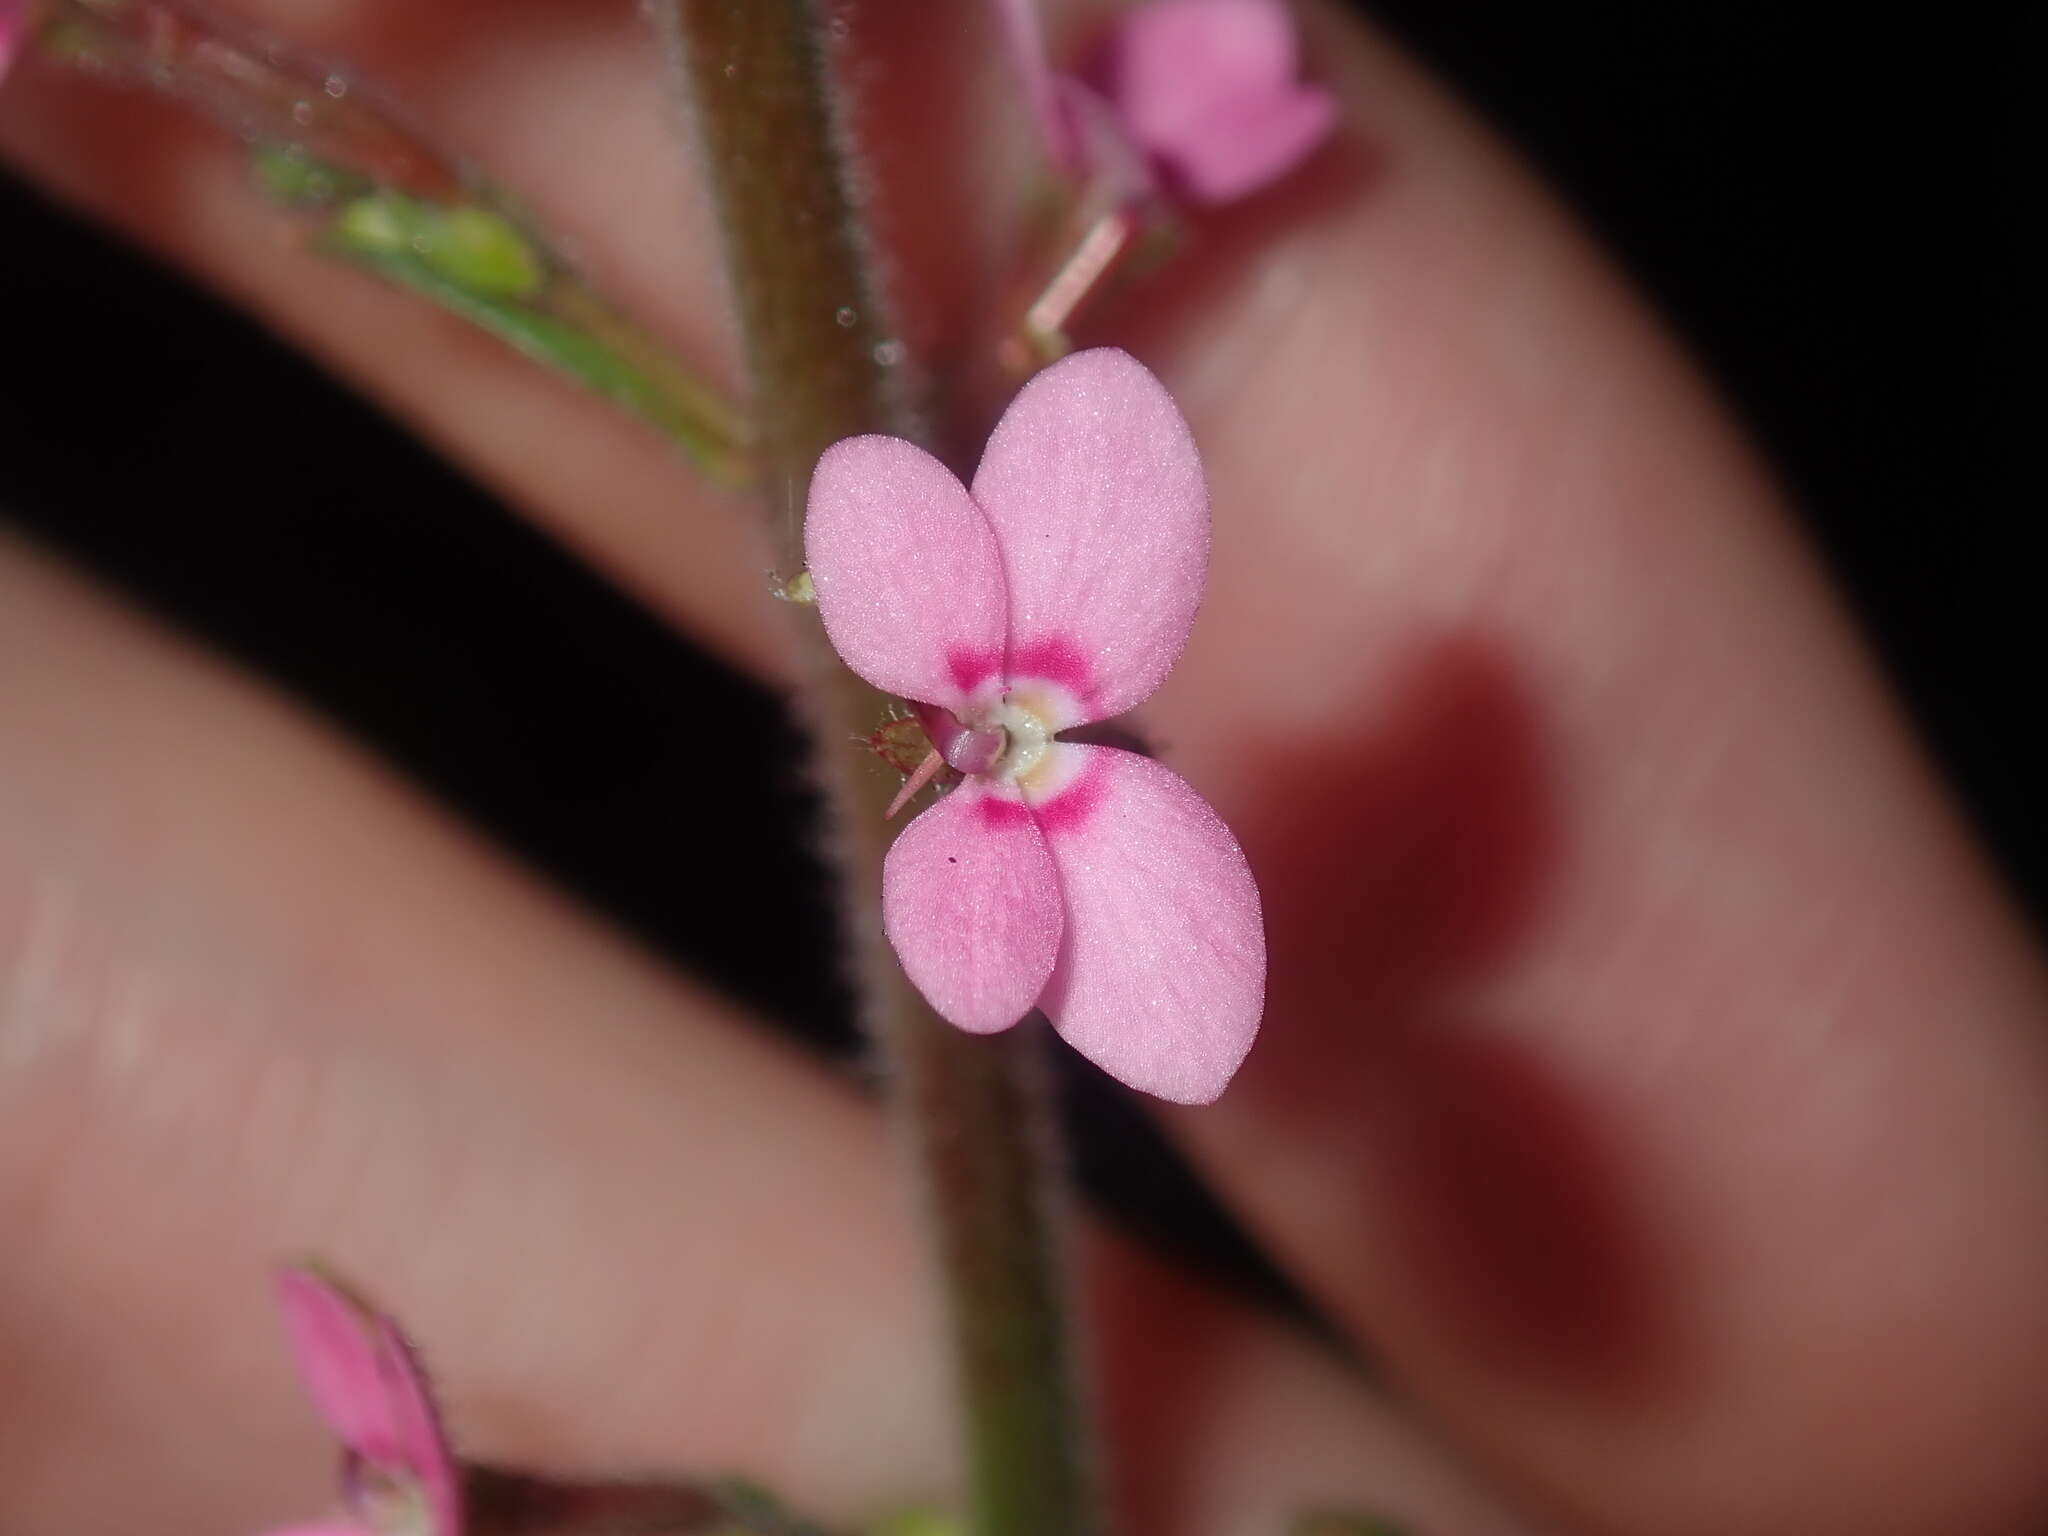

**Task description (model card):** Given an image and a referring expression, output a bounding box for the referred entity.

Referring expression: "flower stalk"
[656,5,1096,1534]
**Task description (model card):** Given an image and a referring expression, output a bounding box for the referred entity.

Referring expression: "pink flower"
[806,348,1265,1104]
[997,0,1338,206]
[266,1266,463,1536]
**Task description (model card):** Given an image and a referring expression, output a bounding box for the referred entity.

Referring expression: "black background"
[0,2,2033,1287]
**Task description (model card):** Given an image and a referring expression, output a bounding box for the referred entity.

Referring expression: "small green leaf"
[417,203,546,298]
[329,192,543,298]
[320,226,746,481]
[333,192,417,257]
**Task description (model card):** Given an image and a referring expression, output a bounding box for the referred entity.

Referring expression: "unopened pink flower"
[997,0,1337,206]
[266,1266,463,1536]
[806,348,1264,1104]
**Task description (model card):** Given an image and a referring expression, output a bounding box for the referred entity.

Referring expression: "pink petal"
[272,1267,462,1533]
[970,349,1208,728]
[807,435,1010,714]
[1144,81,1337,205]
[371,1318,463,1536]
[1104,0,1337,203]
[883,777,1063,1035]
[259,1525,376,1536]
[1029,745,1264,1104]
[1108,0,1299,125]
[274,1267,407,1462]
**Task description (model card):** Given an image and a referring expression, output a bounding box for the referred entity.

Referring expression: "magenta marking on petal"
[970,351,1208,726]
[1032,755,1110,837]
[806,436,1009,710]
[1008,634,1095,699]
[1034,746,1265,1104]
[947,643,1005,696]
[975,794,1035,831]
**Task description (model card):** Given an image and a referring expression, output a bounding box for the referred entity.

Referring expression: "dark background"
[0,2,2033,1289]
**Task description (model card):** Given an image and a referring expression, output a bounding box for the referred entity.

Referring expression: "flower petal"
[1104,0,1336,203]
[274,1267,406,1462]
[258,1525,376,1536]
[372,1318,464,1536]
[883,778,1062,1035]
[970,349,1208,727]
[1028,745,1264,1103]
[273,1266,462,1533]
[1141,81,1338,206]
[807,435,1009,713]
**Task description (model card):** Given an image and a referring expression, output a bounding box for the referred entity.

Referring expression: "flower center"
[913,696,1060,793]
[985,697,1052,782]
[940,718,1006,776]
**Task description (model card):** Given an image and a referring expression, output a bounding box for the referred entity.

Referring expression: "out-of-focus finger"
[0,529,1539,1536]
[1088,7,2048,1534]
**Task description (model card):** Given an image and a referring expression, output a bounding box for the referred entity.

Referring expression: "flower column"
[658,6,1097,1535]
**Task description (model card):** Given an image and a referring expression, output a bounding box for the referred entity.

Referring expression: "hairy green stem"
[658,6,1097,1534]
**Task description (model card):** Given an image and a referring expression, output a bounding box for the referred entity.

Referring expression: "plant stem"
[658,7,1096,1534]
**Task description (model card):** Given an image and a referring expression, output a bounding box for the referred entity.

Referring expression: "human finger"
[0,528,1536,1536]
[1094,7,2048,1535]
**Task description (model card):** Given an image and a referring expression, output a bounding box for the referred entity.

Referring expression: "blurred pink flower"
[806,348,1265,1104]
[266,1267,463,1536]
[997,0,1337,205]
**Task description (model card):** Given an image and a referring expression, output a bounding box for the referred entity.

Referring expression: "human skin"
[2,3,2046,1535]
